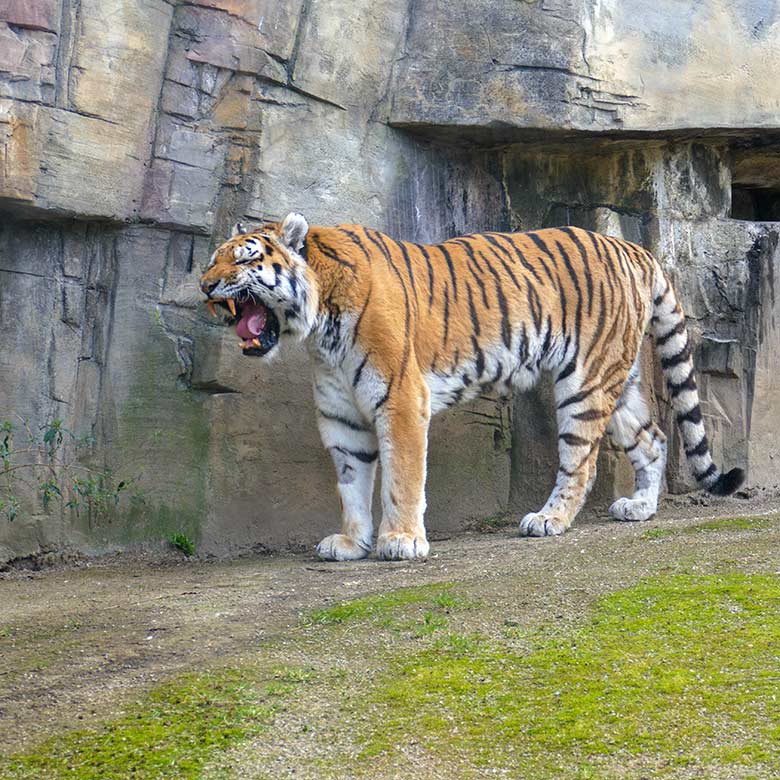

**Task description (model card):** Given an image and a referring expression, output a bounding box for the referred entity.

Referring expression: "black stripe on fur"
[706,467,746,496]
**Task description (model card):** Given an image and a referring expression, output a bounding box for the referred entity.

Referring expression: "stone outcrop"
[506,141,780,511]
[393,0,780,136]
[1,0,778,562]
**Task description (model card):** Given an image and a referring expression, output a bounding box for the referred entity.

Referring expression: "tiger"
[199,212,745,561]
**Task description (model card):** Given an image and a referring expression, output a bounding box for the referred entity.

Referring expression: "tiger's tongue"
[236,301,267,339]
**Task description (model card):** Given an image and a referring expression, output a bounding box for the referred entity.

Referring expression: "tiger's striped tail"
[651,268,745,496]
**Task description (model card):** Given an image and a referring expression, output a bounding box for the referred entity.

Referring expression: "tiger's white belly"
[424,340,543,415]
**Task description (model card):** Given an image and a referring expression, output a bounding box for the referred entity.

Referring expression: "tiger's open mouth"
[207,296,280,356]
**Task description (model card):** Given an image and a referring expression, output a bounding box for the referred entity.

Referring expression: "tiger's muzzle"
[205,293,280,357]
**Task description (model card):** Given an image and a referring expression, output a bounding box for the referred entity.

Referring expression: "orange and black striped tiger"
[200,213,744,561]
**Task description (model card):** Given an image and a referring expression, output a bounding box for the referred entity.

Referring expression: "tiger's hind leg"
[606,367,667,522]
[519,375,620,538]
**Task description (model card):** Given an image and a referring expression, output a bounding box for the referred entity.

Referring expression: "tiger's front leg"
[374,380,431,561]
[314,371,378,561]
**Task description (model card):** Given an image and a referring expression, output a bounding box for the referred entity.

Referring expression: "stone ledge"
[0,0,59,33]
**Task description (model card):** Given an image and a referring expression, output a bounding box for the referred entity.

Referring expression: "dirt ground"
[2,488,780,777]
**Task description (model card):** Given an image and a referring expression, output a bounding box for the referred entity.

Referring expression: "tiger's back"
[389,226,655,414]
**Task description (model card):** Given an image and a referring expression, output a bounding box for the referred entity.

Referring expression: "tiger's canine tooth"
[207,300,218,317]
[227,299,237,316]
[252,338,261,347]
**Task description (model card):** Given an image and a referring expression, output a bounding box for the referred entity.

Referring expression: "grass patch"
[305,582,464,626]
[0,665,314,779]
[643,514,778,540]
[359,574,780,778]
[412,610,450,638]
[642,527,675,539]
[169,532,196,556]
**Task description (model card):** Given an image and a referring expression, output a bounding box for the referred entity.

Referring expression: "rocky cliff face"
[1,0,778,561]
[393,1,780,136]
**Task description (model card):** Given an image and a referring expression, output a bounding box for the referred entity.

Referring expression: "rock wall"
[505,140,780,512]
[1,0,778,561]
[393,0,780,137]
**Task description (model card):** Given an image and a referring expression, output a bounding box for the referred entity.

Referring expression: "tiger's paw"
[316,534,371,561]
[376,532,429,561]
[609,497,655,522]
[519,512,568,537]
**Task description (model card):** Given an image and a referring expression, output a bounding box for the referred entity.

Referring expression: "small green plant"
[272,666,315,683]
[0,417,141,524]
[434,631,484,657]
[169,532,195,556]
[642,527,674,539]
[413,610,449,638]
[433,591,471,610]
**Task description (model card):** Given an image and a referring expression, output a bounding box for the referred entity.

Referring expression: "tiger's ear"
[231,222,248,237]
[281,212,309,253]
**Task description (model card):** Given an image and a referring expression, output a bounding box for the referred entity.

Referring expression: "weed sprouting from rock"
[0,416,142,525]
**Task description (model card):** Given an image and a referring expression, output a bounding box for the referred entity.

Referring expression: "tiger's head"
[200,212,318,358]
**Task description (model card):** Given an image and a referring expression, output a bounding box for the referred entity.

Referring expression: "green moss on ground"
[305,582,464,626]
[356,574,780,778]
[0,666,313,780]
[643,514,778,540]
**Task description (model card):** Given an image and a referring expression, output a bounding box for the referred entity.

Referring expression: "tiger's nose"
[201,279,220,296]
